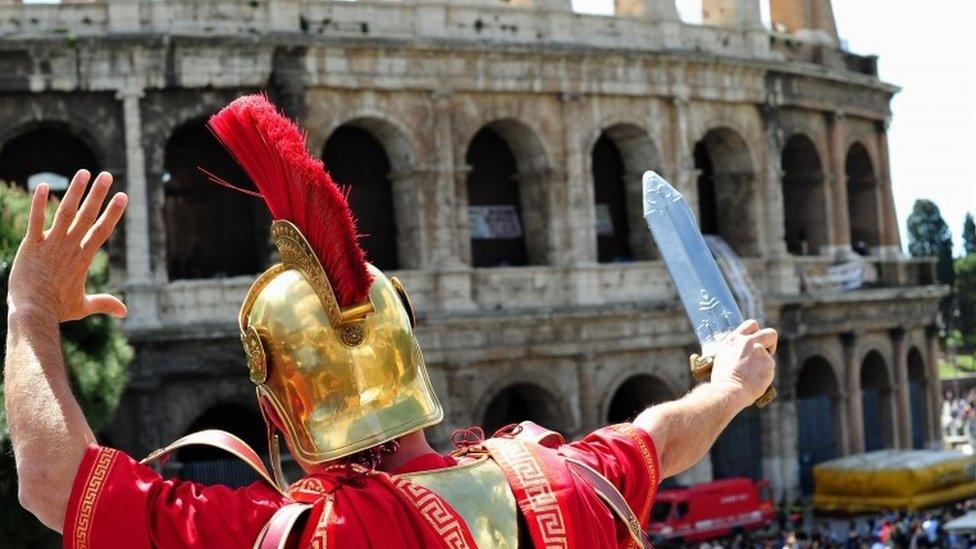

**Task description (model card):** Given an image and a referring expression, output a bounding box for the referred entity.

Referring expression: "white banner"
[800,261,866,293]
[468,205,523,240]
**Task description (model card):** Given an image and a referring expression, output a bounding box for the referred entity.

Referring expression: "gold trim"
[243,326,268,385]
[390,276,416,328]
[256,382,444,465]
[73,448,117,549]
[270,220,374,328]
[240,263,287,331]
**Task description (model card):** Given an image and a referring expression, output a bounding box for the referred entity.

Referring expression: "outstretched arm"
[4,170,127,531]
[633,320,777,479]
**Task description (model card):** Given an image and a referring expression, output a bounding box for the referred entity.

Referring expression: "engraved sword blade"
[642,171,743,357]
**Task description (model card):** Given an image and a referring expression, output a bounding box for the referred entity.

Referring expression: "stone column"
[762,107,789,260]
[875,121,902,259]
[117,83,159,330]
[559,93,595,265]
[670,95,697,216]
[560,93,601,305]
[925,325,943,445]
[388,167,428,270]
[842,332,864,454]
[890,328,912,449]
[430,90,475,311]
[825,112,853,259]
[575,354,601,436]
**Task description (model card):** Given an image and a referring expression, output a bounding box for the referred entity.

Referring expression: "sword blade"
[642,171,743,357]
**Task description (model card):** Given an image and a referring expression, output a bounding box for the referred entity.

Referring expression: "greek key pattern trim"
[610,423,658,524]
[72,447,118,549]
[391,477,473,549]
[308,495,335,549]
[490,440,569,549]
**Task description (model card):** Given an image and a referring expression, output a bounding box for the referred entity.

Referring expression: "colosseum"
[0,0,945,498]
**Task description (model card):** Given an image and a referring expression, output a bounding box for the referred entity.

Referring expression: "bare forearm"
[633,381,749,479]
[5,306,94,531]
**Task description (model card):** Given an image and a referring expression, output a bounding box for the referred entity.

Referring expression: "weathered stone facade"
[0,0,945,498]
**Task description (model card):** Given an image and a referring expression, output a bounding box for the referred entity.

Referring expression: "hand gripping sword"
[642,171,777,408]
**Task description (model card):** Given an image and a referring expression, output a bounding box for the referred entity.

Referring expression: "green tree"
[963,212,976,256]
[956,254,976,348]
[0,182,132,545]
[907,199,955,286]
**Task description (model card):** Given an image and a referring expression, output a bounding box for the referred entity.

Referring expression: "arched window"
[591,125,663,262]
[465,120,550,268]
[694,128,758,256]
[781,134,827,255]
[606,374,674,424]
[466,128,529,267]
[907,347,928,449]
[178,403,266,488]
[482,383,563,435]
[711,406,763,480]
[845,143,880,255]
[323,125,399,270]
[592,134,632,263]
[163,118,269,280]
[795,356,840,494]
[860,350,893,451]
[0,126,100,194]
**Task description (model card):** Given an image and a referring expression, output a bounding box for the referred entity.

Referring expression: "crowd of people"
[674,497,976,548]
[943,388,976,443]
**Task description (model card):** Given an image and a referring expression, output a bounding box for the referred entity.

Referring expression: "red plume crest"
[206,94,372,307]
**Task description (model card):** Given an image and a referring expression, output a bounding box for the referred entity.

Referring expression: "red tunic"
[63,425,658,548]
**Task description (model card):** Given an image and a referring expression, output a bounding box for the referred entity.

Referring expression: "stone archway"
[0,125,101,194]
[465,119,550,267]
[177,402,266,488]
[860,350,893,451]
[693,127,759,257]
[163,117,270,281]
[907,346,928,449]
[481,382,565,435]
[323,123,402,270]
[592,124,663,262]
[845,142,880,255]
[605,374,674,424]
[781,134,827,256]
[795,356,840,494]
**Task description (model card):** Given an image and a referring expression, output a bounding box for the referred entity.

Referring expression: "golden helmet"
[205,95,443,476]
[239,221,442,471]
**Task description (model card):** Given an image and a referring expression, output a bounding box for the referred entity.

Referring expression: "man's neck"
[378,430,436,472]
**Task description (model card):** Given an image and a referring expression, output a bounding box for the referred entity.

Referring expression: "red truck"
[647,478,776,543]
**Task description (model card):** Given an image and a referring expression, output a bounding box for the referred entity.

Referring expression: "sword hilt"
[689,354,777,408]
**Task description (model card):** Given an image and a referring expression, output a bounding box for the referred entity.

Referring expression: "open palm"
[7,170,128,322]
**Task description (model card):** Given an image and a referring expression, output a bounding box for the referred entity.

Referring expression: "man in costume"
[4,95,777,548]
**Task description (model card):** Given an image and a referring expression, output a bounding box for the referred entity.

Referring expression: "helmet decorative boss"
[207,96,443,483]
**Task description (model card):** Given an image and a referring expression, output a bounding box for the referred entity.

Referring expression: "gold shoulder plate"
[400,455,518,548]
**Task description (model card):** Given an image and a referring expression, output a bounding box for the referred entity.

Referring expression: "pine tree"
[956,254,976,348]
[0,182,133,545]
[907,199,955,286]
[963,213,976,256]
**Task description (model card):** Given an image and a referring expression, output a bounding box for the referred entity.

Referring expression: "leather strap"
[513,422,652,549]
[253,502,313,549]
[140,429,285,496]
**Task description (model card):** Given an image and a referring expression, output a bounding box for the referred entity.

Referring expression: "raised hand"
[710,320,777,406]
[6,169,128,322]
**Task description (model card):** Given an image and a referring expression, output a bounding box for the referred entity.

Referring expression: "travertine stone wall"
[0,0,942,498]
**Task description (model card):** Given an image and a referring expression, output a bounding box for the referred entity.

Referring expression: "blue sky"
[574,0,976,254]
